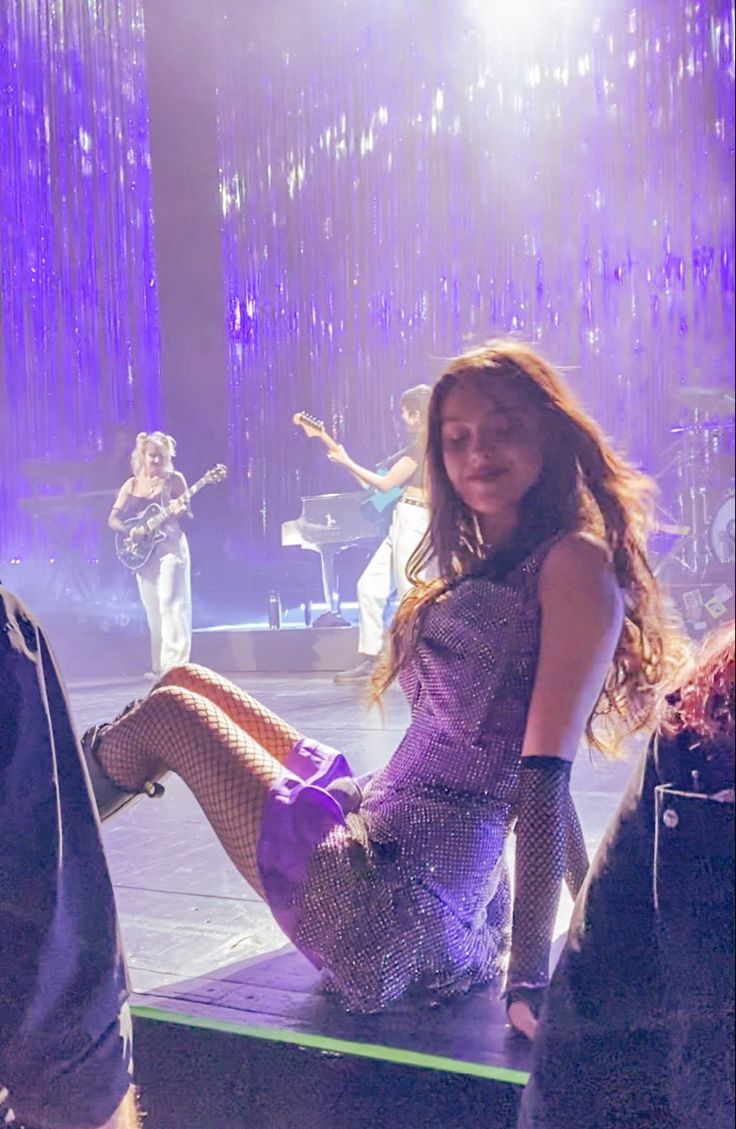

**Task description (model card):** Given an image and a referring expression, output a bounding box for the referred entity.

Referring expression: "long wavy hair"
[374,340,685,750]
[130,431,176,478]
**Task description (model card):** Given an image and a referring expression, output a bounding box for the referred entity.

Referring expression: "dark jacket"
[0,587,131,1129]
[519,729,734,1129]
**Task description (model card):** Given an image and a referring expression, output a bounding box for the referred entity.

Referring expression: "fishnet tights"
[157,664,302,758]
[95,664,302,897]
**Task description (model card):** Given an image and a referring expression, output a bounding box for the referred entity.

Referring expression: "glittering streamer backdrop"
[0,0,161,558]
[216,0,734,544]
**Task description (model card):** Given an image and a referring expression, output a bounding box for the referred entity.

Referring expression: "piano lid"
[281,491,382,547]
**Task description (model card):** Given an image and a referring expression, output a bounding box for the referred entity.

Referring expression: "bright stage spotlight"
[467,0,581,52]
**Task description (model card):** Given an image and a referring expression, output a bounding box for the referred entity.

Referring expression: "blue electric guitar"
[293,412,403,521]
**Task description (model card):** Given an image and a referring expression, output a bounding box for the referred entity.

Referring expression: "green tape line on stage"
[131,1004,530,1086]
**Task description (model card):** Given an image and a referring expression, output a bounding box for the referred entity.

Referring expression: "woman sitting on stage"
[83,341,677,1025]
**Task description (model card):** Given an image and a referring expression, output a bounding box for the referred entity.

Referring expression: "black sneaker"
[334,656,379,685]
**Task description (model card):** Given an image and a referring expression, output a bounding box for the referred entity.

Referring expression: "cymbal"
[670,422,726,434]
[651,520,690,536]
[676,386,733,403]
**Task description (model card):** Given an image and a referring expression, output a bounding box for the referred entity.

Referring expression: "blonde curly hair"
[131,431,177,477]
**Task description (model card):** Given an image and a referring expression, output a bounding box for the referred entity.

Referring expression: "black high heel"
[80,702,168,821]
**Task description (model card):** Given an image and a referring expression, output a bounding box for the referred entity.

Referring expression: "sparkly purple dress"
[257,539,553,1013]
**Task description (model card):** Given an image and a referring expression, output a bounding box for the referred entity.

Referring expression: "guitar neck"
[180,475,210,506]
[295,413,341,454]
[314,431,341,455]
[147,475,210,531]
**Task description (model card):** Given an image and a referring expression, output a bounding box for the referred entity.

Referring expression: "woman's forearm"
[345,462,394,491]
[337,453,415,492]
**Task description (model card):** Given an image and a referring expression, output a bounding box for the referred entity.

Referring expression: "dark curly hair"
[373,340,687,751]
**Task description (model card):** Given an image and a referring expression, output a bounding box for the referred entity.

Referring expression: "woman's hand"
[169,498,187,516]
[507,998,540,1040]
[327,444,353,469]
[506,986,545,1040]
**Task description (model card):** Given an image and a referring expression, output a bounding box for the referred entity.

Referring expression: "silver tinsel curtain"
[1,0,732,572]
[216,0,734,543]
[0,0,161,558]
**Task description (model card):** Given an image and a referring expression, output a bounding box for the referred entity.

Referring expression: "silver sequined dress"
[276,538,555,1013]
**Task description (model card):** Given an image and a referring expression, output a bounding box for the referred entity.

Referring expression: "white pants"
[136,529,192,674]
[357,499,431,656]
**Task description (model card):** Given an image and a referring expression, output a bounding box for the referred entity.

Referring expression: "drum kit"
[652,387,734,635]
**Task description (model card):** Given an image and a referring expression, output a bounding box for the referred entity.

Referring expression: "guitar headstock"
[202,463,228,484]
[293,411,327,440]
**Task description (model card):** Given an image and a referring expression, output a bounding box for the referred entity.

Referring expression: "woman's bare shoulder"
[543,530,612,576]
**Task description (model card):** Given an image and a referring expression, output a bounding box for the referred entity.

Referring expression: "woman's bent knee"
[146,684,204,717]
[157,662,210,688]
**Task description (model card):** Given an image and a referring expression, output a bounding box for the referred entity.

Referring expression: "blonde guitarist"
[108,431,192,678]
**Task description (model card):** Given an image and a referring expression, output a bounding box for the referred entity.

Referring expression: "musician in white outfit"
[108,431,192,677]
[327,385,434,684]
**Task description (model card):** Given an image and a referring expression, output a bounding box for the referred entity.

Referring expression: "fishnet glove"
[507,756,572,997]
[565,792,590,900]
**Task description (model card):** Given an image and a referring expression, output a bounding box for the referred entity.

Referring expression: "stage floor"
[67,672,639,1121]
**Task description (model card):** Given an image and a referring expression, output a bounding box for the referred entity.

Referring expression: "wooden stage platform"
[67,670,637,1128]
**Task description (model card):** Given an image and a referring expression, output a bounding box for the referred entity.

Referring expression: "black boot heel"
[80,715,168,821]
[141,779,166,799]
